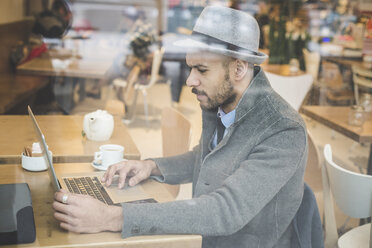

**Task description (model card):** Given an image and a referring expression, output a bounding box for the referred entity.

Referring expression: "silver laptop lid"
[27,106,61,191]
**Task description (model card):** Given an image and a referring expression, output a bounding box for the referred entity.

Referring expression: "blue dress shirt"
[212,108,236,148]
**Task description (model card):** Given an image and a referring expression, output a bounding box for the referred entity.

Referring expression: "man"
[53,6,308,247]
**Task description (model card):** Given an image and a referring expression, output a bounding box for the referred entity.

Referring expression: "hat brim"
[174,38,268,65]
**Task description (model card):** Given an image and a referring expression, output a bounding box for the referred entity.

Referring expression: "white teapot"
[83,110,114,141]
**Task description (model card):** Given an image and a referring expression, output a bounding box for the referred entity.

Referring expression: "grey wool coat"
[121,66,308,248]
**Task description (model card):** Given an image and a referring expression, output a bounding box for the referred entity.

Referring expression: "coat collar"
[202,66,271,125]
[201,66,271,156]
[234,66,272,122]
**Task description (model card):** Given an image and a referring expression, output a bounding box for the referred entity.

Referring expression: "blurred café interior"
[0,0,372,246]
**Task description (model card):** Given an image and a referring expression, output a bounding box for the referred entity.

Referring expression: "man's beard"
[192,72,236,111]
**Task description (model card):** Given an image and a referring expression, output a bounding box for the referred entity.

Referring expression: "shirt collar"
[217,107,236,129]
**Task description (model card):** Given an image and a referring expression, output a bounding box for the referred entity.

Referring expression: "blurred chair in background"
[113,65,140,121]
[304,131,324,219]
[161,107,192,200]
[113,47,166,123]
[352,65,372,106]
[305,131,359,247]
[303,49,322,105]
[104,85,125,116]
[323,144,372,248]
[320,61,354,106]
[303,49,320,83]
[265,72,313,111]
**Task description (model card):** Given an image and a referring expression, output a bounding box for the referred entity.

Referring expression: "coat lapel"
[199,66,271,162]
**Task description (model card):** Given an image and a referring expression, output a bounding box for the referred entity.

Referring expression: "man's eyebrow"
[188,64,208,69]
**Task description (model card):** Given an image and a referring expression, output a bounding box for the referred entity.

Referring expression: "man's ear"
[234,59,249,80]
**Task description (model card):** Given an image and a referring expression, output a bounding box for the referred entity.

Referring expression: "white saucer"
[91,159,127,171]
[91,161,108,171]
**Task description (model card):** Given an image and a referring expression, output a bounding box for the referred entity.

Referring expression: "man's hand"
[53,189,123,233]
[102,159,160,189]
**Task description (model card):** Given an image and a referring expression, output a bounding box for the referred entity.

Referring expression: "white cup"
[94,144,124,169]
[21,151,52,172]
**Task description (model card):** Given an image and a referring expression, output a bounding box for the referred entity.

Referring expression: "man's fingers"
[128,170,147,187]
[60,222,79,233]
[117,164,136,188]
[52,201,77,217]
[101,164,113,182]
[54,211,77,225]
[54,191,84,207]
[103,163,121,186]
[55,191,72,203]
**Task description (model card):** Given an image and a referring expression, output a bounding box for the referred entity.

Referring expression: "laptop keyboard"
[63,177,114,205]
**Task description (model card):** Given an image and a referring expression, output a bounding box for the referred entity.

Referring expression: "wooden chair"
[304,131,324,215]
[305,132,357,247]
[265,72,313,111]
[352,66,372,106]
[303,48,320,83]
[305,132,338,247]
[321,61,354,105]
[161,107,192,200]
[112,65,140,122]
[113,47,165,123]
[323,144,372,248]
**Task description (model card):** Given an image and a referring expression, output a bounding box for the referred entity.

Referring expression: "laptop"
[27,106,155,205]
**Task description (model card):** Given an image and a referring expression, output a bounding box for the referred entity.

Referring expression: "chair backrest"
[303,48,320,82]
[161,107,191,198]
[323,144,372,219]
[304,132,339,248]
[265,72,313,111]
[161,107,191,157]
[352,66,372,105]
[304,131,322,193]
[321,144,339,247]
[321,61,344,89]
[145,46,165,89]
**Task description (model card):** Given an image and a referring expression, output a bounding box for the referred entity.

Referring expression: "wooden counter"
[0,163,202,247]
[0,115,140,163]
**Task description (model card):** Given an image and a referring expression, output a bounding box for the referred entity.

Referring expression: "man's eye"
[198,69,207,74]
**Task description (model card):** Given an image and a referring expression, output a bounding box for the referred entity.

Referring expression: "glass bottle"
[348,105,365,127]
[360,93,372,113]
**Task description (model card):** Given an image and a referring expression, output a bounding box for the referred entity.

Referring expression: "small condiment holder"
[21,151,52,172]
[21,143,52,172]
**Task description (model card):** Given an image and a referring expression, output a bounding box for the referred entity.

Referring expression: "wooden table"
[0,115,140,164]
[323,56,372,70]
[301,105,372,173]
[0,163,202,248]
[16,49,114,80]
[16,47,117,113]
[261,64,306,77]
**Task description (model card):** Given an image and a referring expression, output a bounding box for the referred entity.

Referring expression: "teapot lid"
[86,109,113,118]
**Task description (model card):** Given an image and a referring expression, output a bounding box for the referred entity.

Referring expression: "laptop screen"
[27,106,61,192]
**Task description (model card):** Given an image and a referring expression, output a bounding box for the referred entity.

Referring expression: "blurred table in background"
[261,64,306,77]
[0,115,140,164]
[301,105,372,174]
[17,49,113,79]
[323,56,372,70]
[16,32,125,113]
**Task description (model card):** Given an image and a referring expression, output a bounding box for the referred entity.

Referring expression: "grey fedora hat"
[174,6,268,64]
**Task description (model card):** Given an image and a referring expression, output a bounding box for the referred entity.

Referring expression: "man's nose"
[186,70,200,87]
